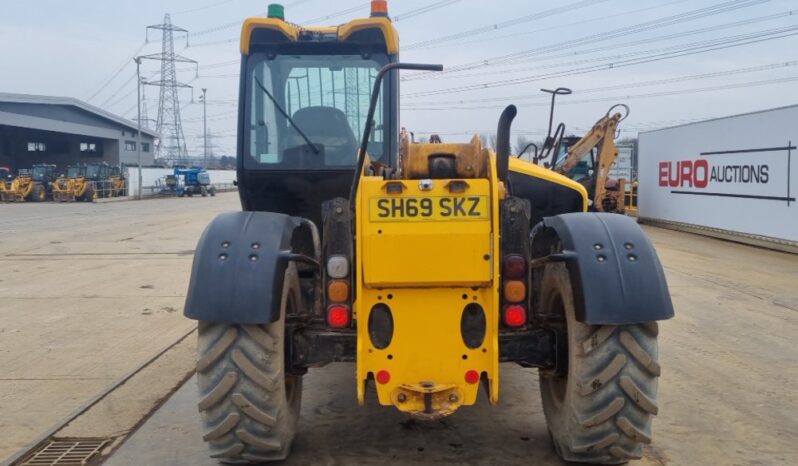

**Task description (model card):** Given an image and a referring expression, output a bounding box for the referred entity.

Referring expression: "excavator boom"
[552,107,627,213]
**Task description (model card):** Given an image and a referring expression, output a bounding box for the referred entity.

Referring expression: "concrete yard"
[1,194,797,465]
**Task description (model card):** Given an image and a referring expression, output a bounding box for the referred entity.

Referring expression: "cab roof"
[239,16,399,55]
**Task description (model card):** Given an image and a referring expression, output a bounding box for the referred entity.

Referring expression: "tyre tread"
[539,263,661,464]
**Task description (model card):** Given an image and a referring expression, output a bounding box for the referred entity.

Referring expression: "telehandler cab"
[184,2,673,464]
[52,165,95,202]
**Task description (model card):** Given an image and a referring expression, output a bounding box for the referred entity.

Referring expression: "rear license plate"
[369,196,489,222]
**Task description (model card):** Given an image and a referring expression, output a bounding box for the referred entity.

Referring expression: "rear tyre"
[30,185,46,202]
[196,265,302,463]
[539,263,660,464]
[209,187,217,197]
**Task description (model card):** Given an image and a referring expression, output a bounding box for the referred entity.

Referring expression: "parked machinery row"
[0,163,126,202]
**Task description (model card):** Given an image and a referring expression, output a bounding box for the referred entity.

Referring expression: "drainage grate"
[21,439,109,466]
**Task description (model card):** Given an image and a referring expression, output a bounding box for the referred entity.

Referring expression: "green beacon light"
[267,3,285,20]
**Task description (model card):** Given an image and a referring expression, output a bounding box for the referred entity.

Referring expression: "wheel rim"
[544,291,568,408]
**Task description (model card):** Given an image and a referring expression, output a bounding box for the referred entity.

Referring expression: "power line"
[300,2,370,24]
[187,0,319,40]
[408,0,770,79]
[173,0,238,16]
[85,42,147,102]
[404,26,798,87]
[411,0,693,52]
[404,60,798,106]
[402,75,798,111]
[404,0,612,51]
[187,3,371,47]
[189,0,462,48]
[98,71,138,109]
[403,25,798,98]
[393,0,462,22]
[402,8,798,81]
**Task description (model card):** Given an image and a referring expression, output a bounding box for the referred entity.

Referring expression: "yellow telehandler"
[51,165,94,202]
[183,2,673,464]
[1,165,56,202]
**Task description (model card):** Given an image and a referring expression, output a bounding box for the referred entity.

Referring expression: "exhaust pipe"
[495,105,517,184]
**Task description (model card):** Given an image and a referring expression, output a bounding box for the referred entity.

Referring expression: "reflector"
[376,370,391,384]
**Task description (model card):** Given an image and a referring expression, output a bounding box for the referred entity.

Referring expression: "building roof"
[0,92,159,138]
[639,102,798,135]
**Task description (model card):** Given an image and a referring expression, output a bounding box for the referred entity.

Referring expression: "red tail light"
[465,370,480,384]
[503,254,527,279]
[503,305,527,328]
[327,304,351,328]
[376,370,391,384]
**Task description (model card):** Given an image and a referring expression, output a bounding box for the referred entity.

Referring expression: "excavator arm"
[554,108,626,213]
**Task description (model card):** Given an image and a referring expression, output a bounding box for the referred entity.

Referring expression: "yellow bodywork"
[51,176,92,202]
[355,141,502,418]
[509,157,590,212]
[1,176,34,202]
[110,176,126,197]
[237,5,589,421]
[240,16,398,55]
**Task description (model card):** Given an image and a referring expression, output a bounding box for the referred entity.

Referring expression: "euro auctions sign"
[638,105,798,244]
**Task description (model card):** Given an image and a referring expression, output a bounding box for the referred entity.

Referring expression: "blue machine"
[160,167,216,197]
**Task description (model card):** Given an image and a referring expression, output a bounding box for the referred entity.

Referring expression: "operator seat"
[287,106,358,167]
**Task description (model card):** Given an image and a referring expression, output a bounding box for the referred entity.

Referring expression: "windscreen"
[554,143,594,181]
[86,165,100,180]
[67,167,83,178]
[245,53,389,170]
[32,167,47,181]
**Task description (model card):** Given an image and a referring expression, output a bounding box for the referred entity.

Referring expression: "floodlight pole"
[134,57,143,200]
[201,88,208,168]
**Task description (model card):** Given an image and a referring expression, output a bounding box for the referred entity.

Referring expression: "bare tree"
[514,135,527,154]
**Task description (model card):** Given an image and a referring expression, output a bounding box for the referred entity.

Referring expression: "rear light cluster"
[502,254,528,328]
[326,255,351,328]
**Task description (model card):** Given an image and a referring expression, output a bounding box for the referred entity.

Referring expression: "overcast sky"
[2,0,796,155]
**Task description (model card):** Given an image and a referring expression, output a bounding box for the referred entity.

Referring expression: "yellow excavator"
[51,165,94,202]
[551,107,628,213]
[521,88,629,214]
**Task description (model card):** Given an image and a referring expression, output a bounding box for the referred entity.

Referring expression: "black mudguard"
[533,212,674,325]
[184,211,306,324]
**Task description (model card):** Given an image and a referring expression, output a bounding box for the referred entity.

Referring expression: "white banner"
[638,105,798,243]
